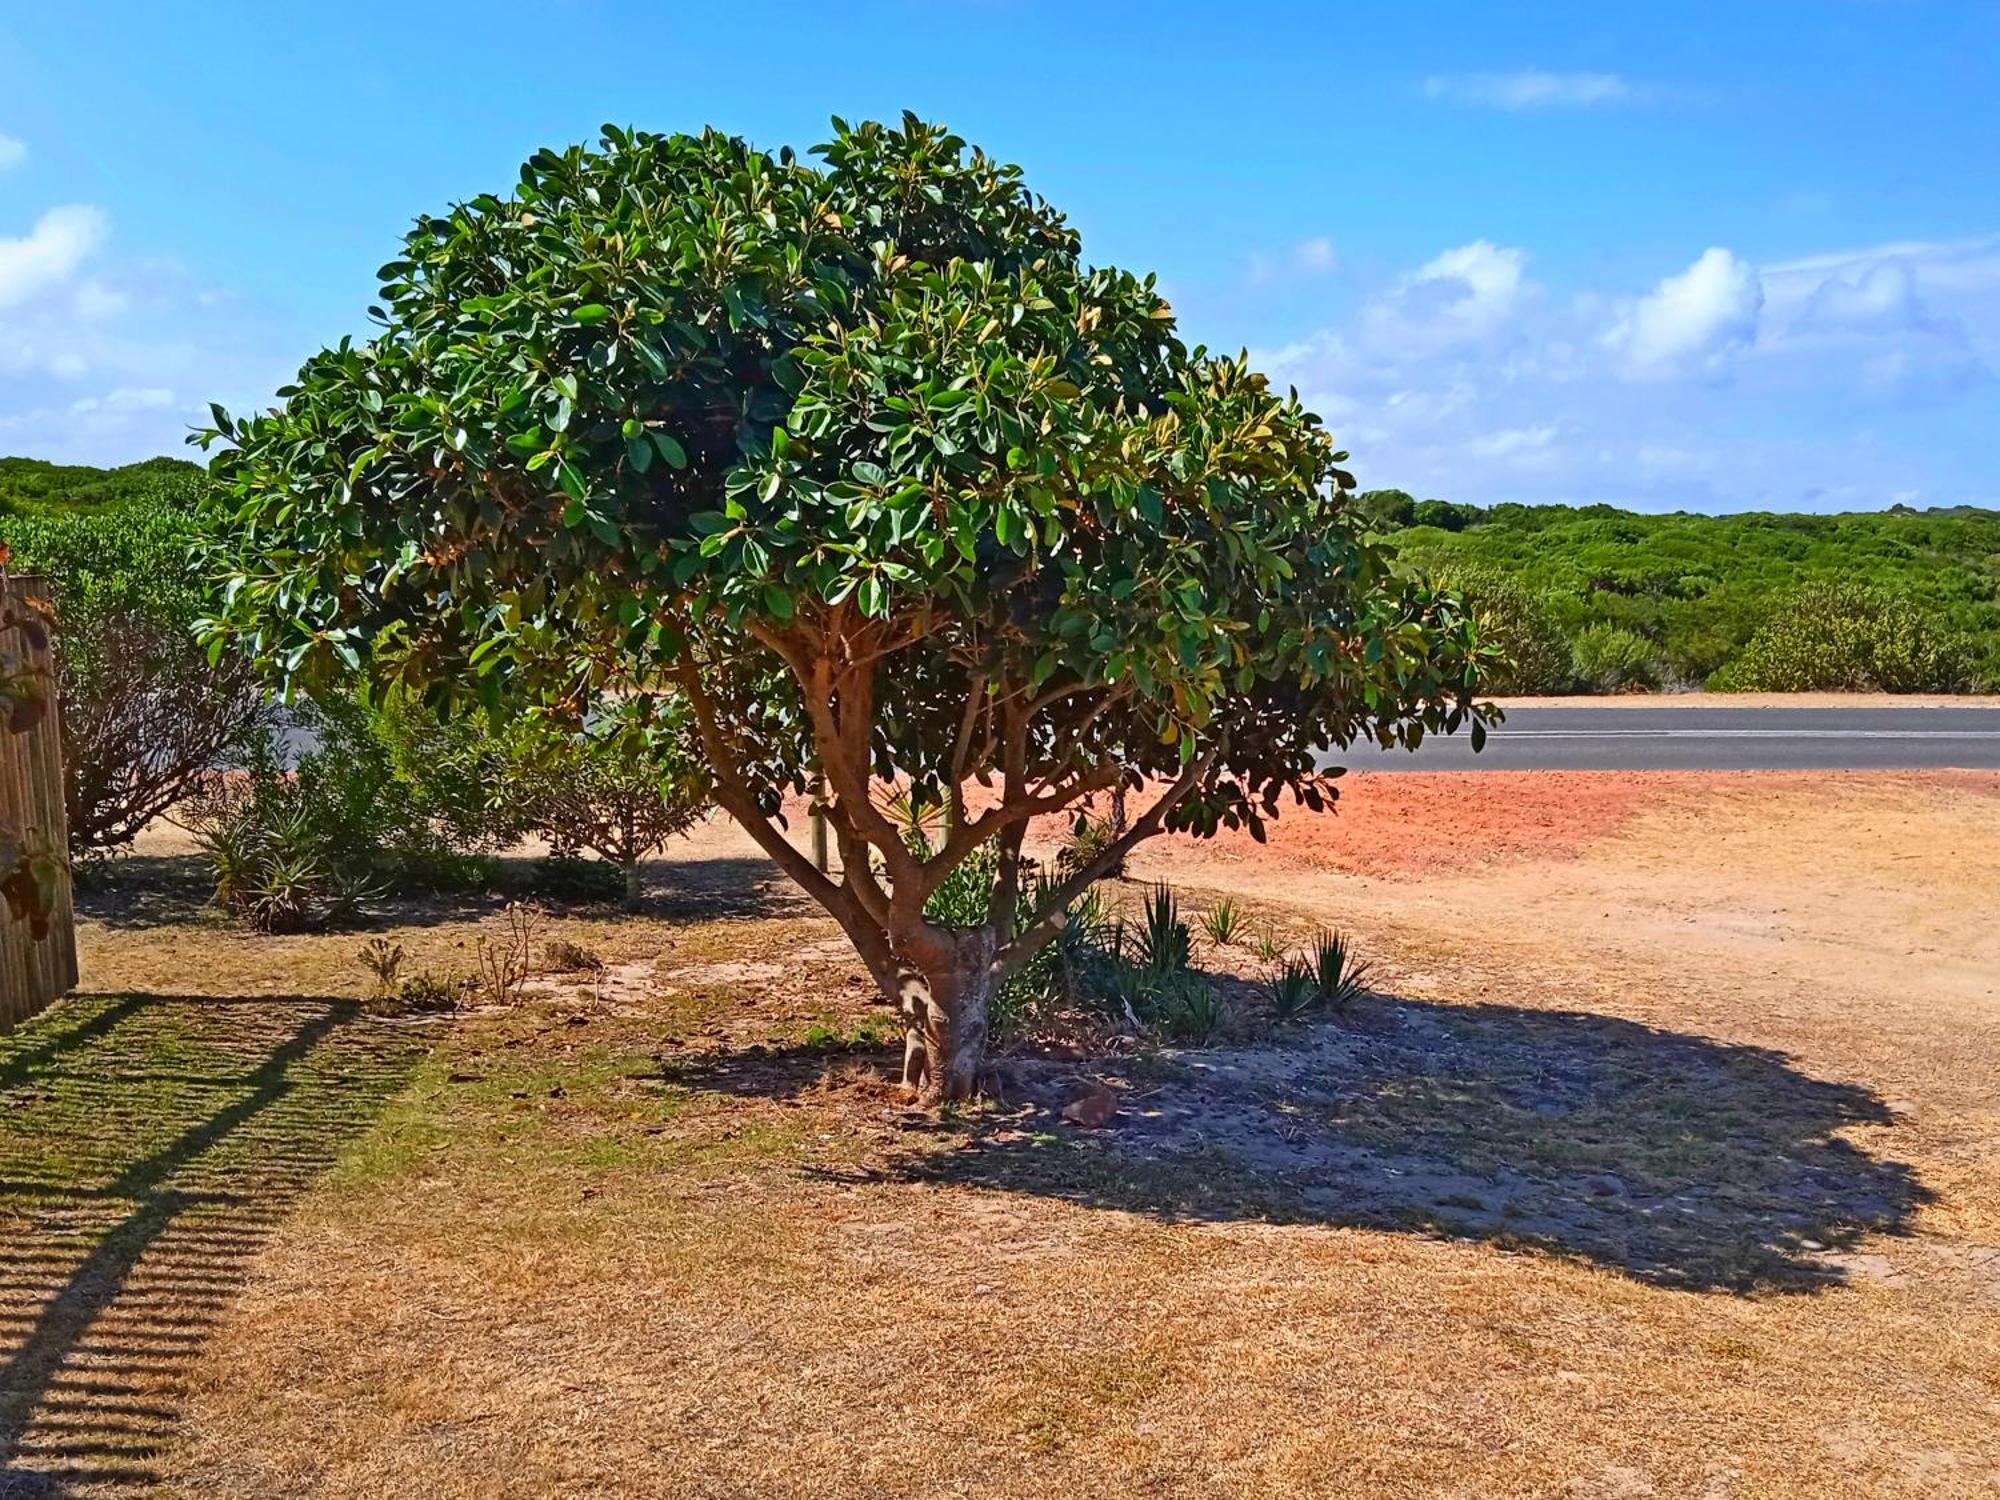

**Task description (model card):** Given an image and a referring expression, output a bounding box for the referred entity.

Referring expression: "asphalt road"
[1332,704,2000,772]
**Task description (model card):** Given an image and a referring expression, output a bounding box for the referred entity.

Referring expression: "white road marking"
[1491,729,2000,740]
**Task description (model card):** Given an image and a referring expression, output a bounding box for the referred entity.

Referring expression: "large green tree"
[201,117,1493,1100]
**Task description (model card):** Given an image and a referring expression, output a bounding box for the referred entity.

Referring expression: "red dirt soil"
[1122,768,2000,879]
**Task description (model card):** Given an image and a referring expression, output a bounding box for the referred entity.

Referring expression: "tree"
[509,700,712,910]
[0,477,268,854]
[200,118,1494,1101]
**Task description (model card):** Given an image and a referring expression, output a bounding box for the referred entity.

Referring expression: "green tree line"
[1354,490,2000,693]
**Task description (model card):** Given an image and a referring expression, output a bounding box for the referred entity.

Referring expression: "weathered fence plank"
[1,574,77,1025]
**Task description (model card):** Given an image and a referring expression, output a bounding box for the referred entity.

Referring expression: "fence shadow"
[677,990,1928,1295]
[75,853,806,934]
[0,993,426,1495]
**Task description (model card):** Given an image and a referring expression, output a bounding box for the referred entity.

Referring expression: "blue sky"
[2,1,1996,511]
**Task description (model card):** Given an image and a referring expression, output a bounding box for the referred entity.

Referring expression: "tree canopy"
[200,116,1492,1098]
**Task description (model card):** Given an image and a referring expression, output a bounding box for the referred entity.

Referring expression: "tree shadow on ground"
[0,994,427,1497]
[676,990,1928,1295]
[74,852,806,934]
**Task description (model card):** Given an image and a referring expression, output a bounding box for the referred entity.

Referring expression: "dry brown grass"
[3,771,1996,1497]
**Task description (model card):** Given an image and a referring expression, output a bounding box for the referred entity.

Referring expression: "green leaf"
[573,303,612,325]
[653,432,689,469]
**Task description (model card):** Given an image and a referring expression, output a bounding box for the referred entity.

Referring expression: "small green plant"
[1310,928,1373,1012]
[397,970,467,1012]
[1200,897,1244,948]
[358,937,406,998]
[1158,972,1228,1043]
[1251,925,1285,964]
[543,937,603,973]
[1266,958,1317,1022]
[1133,883,1191,976]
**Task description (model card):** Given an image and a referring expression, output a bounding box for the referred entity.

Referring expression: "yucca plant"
[1201,897,1244,948]
[1266,958,1317,1021]
[1310,928,1373,1012]
[358,937,406,998]
[1133,883,1192,976]
[1251,925,1285,964]
[1159,972,1228,1043]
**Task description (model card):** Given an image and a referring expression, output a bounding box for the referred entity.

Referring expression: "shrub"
[507,698,712,911]
[1439,567,1575,695]
[396,970,469,1012]
[1713,581,1978,693]
[0,479,268,853]
[183,691,520,928]
[1132,884,1192,977]
[358,938,406,999]
[1569,624,1664,693]
[543,937,604,973]
[181,767,375,932]
[527,854,626,905]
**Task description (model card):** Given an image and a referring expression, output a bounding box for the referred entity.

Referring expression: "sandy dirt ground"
[6,769,1998,1497]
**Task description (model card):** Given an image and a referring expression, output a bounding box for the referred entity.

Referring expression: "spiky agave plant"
[1266,957,1317,1021]
[1310,928,1373,1012]
[1200,896,1244,948]
[1133,883,1192,976]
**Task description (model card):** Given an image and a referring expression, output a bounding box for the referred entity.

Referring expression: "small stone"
[1062,1086,1118,1129]
[1585,1174,1625,1198]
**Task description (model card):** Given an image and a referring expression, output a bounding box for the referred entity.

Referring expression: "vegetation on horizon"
[1354,490,1999,692]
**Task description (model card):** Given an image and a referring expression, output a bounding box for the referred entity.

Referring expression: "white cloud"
[1469,424,1559,461]
[1247,230,1999,511]
[69,386,176,414]
[73,279,128,321]
[1362,239,1529,354]
[0,205,109,309]
[1604,248,1762,375]
[1246,235,1338,285]
[0,134,25,173]
[1421,70,1641,110]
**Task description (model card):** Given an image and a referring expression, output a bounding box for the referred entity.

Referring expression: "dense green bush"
[184,695,517,927]
[1711,582,1977,693]
[0,472,269,852]
[1437,566,1575,694]
[1569,624,1665,693]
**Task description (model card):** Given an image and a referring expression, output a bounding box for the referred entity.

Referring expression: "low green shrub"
[1711,581,1978,692]
[528,854,627,905]
[1569,624,1664,693]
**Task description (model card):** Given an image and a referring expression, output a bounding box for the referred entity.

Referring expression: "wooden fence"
[1,573,77,1025]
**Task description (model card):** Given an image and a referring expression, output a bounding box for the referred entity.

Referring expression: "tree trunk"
[621,857,643,912]
[898,927,997,1105]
